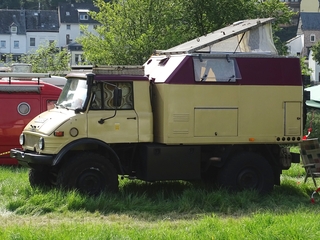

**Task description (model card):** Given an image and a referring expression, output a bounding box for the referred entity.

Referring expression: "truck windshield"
[56,78,88,110]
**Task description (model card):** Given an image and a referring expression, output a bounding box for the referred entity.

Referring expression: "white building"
[286,34,304,56]
[58,3,99,48]
[25,10,59,53]
[0,3,98,65]
[0,10,27,61]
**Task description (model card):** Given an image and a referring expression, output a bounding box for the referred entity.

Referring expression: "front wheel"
[57,152,119,195]
[217,153,274,194]
[29,168,54,188]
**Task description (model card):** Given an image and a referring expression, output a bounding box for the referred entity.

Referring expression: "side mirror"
[113,88,122,107]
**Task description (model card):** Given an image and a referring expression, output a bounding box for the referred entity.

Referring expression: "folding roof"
[159,18,274,55]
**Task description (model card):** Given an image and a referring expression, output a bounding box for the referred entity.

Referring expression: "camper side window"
[193,58,241,82]
[90,82,133,110]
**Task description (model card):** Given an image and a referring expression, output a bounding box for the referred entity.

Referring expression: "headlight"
[19,134,25,145]
[39,137,45,150]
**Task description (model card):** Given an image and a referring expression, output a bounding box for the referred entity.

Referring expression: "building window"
[12,55,20,61]
[75,54,83,64]
[0,40,5,48]
[80,14,88,20]
[66,11,70,16]
[66,34,71,44]
[14,41,19,49]
[30,38,35,47]
[11,26,17,33]
[67,24,71,30]
[310,34,316,42]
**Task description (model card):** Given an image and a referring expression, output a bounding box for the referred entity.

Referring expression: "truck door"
[87,82,139,143]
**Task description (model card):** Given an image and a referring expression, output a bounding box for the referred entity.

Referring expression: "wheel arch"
[53,138,124,175]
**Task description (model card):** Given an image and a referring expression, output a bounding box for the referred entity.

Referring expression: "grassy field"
[0,159,320,240]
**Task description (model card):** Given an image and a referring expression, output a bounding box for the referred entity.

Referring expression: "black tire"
[57,152,119,195]
[217,153,274,194]
[29,168,53,188]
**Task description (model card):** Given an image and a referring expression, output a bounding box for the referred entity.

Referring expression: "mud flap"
[280,147,293,169]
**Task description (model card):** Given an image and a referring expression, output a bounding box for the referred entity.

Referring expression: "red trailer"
[0,73,62,164]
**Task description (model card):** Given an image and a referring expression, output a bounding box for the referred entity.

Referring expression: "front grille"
[25,134,39,148]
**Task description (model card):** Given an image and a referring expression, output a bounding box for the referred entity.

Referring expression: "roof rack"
[93,65,144,75]
[0,72,51,84]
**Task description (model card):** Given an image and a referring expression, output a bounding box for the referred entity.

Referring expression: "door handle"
[127,117,136,120]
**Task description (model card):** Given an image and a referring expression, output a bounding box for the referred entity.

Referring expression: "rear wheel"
[217,153,274,194]
[57,152,119,195]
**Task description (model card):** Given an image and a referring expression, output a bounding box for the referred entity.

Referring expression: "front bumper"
[10,148,55,167]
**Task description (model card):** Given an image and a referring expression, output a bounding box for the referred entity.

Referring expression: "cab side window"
[90,82,133,110]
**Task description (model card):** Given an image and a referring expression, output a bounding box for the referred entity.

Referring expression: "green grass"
[0,165,320,239]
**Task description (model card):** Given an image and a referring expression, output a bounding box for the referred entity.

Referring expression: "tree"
[79,0,295,65]
[19,41,70,74]
[0,0,21,9]
[300,57,313,76]
[312,41,320,65]
[181,0,294,55]
[79,0,190,65]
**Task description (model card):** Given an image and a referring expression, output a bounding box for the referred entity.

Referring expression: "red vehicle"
[0,73,62,164]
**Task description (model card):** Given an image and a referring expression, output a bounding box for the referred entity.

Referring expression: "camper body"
[11,18,304,194]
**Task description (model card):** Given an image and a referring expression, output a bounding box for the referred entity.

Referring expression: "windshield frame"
[56,77,89,111]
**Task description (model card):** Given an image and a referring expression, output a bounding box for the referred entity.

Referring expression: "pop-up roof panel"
[159,18,275,55]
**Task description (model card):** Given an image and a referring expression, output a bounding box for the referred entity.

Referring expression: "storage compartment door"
[194,108,238,137]
[284,102,301,136]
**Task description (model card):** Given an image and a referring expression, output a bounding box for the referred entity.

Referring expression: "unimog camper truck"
[11,18,304,194]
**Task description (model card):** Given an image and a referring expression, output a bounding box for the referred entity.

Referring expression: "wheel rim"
[76,168,105,195]
[237,168,260,190]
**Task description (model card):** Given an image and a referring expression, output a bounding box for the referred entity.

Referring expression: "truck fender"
[52,138,124,175]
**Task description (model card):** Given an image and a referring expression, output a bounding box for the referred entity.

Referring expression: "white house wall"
[26,32,59,53]
[59,23,96,48]
[301,0,320,12]
[286,34,304,56]
[0,35,11,54]
[7,34,27,55]
[309,50,320,83]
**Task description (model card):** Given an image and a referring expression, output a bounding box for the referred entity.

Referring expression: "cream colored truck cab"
[11,18,304,195]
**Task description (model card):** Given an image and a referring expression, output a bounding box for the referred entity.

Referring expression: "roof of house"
[68,42,83,51]
[0,9,59,34]
[25,10,59,32]
[300,12,320,31]
[58,3,99,24]
[0,9,26,34]
[286,34,303,44]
